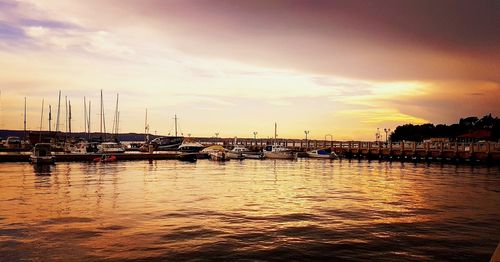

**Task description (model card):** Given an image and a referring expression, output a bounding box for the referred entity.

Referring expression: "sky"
[0,0,499,140]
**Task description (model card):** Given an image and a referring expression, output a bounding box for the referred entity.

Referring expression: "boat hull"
[226,151,245,160]
[30,156,55,165]
[306,153,337,159]
[264,151,297,160]
[177,152,197,162]
[242,152,265,159]
[209,152,230,161]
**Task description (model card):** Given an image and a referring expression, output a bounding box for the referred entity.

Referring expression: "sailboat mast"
[23,97,27,139]
[174,114,178,136]
[65,96,68,133]
[68,100,72,134]
[145,108,148,142]
[101,90,106,140]
[56,90,61,132]
[88,101,91,140]
[112,93,119,135]
[39,99,44,141]
[48,105,52,132]
[274,122,277,140]
[83,97,87,134]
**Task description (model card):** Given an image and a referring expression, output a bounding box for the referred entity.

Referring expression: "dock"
[198,137,500,163]
[0,138,499,164]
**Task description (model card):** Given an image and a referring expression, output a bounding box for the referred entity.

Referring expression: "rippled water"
[0,159,499,261]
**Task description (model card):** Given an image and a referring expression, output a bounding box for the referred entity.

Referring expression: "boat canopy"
[201,145,225,152]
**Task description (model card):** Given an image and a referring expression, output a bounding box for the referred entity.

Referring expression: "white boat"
[201,145,230,161]
[307,148,338,159]
[226,145,247,159]
[97,142,125,153]
[30,143,55,165]
[263,144,297,160]
[209,151,230,161]
[65,141,89,154]
[227,145,264,159]
[178,140,204,153]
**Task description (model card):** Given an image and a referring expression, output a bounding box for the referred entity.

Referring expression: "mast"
[117,111,120,135]
[145,109,149,142]
[88,101,91,140]
[55,90,61,132]
[65,96,68,134]
[112,93,119,135]
[23,97,27,140]
[68,100,72,134]
[274,122,277,140]
[100,91,102,134]
[101,90,106,140]
[83,97,87,134]
[48,105,52,132]
[174,114,178,136]
[39,99,44,141]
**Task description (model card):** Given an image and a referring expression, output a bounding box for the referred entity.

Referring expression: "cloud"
[58,0,497,82]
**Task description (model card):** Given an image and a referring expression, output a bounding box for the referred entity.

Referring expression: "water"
[0,159,499,261]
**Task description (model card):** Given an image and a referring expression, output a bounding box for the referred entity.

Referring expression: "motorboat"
[201,145,230,161]
[208,150,230,161]
[226,145,246,159]
[97,142,125,153]
[263,144,297,160]
[65,141,89,154]
[178,140,204,153]
[307,148,338,159]
[30,143,55,165]
[177,152,197,162]
[227,145,264,159]
[149,136,184,151]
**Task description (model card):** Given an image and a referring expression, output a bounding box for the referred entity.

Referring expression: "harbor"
[1,136,499,164]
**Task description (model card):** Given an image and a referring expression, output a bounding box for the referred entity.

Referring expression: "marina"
[1,1,500,261]
[1,137,499,164]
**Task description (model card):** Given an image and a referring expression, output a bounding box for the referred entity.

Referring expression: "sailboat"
[149,115,184,151]
[263,123,297,160]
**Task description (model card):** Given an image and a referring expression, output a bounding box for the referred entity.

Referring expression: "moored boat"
[177,152,197,162]
[263,144,297,160]
[178,140,204,153]
[307,148,338,159]
[209,151,230,161]
[149,136,184,151]
[226,145,247,160]
[97,142,125,154]
[30,143,55,165]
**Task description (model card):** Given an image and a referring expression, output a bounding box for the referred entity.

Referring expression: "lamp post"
[325,134,333,141]
[253,131,258,146]
[384,128,391,143]
[375,128,381,143]
[304,130,310,148]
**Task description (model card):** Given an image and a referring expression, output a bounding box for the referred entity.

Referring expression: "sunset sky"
[0,0,498,140]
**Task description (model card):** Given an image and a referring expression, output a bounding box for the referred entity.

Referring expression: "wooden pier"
[196,137,500,163]
[0,138,499,164]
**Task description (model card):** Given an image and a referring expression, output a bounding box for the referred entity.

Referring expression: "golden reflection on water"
[0,160,499,260]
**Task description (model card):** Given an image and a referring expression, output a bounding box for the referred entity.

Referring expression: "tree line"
[390,114,500,142]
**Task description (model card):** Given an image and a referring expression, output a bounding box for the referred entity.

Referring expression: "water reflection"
[0,160,498,261]
[33,164,52,176]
